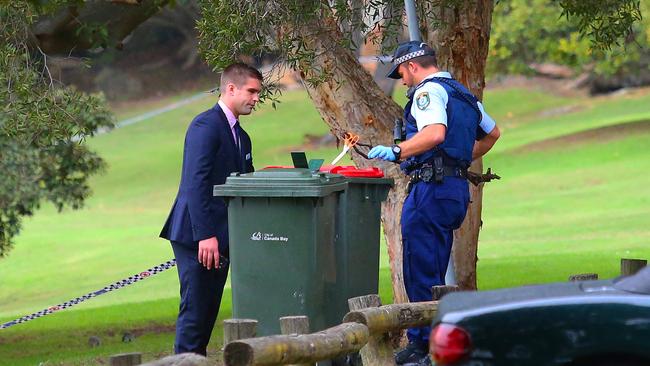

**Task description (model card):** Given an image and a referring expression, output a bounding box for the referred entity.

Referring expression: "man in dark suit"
[160,63,262,355]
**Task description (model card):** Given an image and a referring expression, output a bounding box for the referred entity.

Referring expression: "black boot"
[395,342,428,365]
[402,355,432,366]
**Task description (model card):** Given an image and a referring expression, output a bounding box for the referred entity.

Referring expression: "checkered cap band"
[394,50,428,65]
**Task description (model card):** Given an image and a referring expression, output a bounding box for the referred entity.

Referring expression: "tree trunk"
[295,15,409,305]
[294,0,494,303]
[424,0,494,290]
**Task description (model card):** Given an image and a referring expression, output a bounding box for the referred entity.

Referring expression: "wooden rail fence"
[122,257,647,366]
[223,286,458,366]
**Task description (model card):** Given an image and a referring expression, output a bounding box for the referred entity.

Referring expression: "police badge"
[416,92,430,110]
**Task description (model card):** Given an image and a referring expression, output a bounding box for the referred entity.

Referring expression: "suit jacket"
[160,103,254,252]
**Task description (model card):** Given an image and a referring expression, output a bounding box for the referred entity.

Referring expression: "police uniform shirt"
[411,72,497,134]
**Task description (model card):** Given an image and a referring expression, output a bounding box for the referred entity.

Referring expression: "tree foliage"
[0,3,114,256]
[198,0,644,85]
[488,0,648,77]
[196,0,403,98]
[555,0,643,49]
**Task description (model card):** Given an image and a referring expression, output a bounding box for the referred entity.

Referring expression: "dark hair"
[410,54,438,68]
[220,63,263,90]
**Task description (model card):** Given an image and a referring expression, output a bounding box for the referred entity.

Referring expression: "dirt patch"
[536,104,585,118]
[118,322,176,337]
[0,322,175,345]
[486,75,589,98]
[514,119,650,153]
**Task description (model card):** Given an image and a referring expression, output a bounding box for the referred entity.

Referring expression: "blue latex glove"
[368,145,396,161]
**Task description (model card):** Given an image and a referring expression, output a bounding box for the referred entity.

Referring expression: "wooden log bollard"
[348,294,382,310]
[343,301,438,337]
[621,258,647,276]
[223,322,369,366]
[568,273,599,281]
[224,319,258,347]
[347,294,395,366]
[431,285,461,300]
[279,316,313,366]
[109,352,142,366]
[140,353,209,366]
[280,316,310,336]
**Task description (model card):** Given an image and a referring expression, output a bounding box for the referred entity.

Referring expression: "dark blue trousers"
[171,241,229,355]
[401,178,469,346]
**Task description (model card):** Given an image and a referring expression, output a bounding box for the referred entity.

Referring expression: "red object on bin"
[320,165,385,178]
[262,165,384,178]
[263,165,293,169]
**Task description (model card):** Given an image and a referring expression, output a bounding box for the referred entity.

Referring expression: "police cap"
[386,41,436,79]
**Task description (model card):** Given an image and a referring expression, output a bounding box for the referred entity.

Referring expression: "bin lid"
[213,168,347,197]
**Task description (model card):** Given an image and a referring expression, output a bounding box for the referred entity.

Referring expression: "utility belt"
[408,156,468,185]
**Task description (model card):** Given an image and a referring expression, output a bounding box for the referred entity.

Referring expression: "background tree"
[2,0,214,257]
[488,0,649,93]
[196,0,643,299]
[0,3,114,256]
[55,1,216,102]
[29,0,166,54]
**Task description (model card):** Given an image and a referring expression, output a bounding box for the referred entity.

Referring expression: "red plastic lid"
[320,165,385,178]
[262,165,385,178]
[263,165,293,169]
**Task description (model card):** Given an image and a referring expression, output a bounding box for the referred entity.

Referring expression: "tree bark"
[294,14,409,305]
[424,0,495,290]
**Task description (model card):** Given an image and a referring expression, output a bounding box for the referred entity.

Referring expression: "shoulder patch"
[416,92,430,110]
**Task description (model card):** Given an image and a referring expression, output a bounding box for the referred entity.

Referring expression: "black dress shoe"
[395,342,428,365]
[402,355,432,366]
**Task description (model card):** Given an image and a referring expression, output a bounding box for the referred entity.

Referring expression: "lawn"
[1,83,649,365]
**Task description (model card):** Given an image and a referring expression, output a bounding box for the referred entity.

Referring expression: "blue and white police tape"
[0,259,177,330]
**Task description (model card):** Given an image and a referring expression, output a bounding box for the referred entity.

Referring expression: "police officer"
[369,41,500,365]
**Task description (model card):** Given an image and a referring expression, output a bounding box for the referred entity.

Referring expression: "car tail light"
[431,323,472,365]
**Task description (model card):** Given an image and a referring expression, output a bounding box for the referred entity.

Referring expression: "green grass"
[475,88,650,289]
[479,126,650,288]
[492,90,650,151]
[1,84,650,365]
[0,298,181,365]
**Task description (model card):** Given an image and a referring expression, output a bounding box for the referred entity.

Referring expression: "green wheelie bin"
[214,166,393,336]
[328,166,393,366]
[323,166,393,326]
[213,168,347,336]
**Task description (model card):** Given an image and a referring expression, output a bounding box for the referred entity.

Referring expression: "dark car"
[431,267,650,366]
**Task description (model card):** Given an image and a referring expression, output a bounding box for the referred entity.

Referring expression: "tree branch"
[32,0,170,54]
